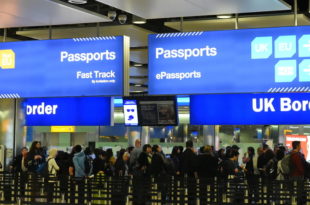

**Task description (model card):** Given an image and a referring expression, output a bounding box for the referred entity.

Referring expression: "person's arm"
[51,159,60,171]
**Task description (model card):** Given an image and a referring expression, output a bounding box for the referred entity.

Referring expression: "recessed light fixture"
[133,63,143,67]
[118,14,127,24]
[134,84,142,87]
[216,14,232,19]
[68,0,87,4]
[132,15,146,24]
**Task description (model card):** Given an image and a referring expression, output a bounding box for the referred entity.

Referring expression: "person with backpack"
[84,147,94,177]
[72,145,86,204]
[276,148,285,180]
[46,148,59,202]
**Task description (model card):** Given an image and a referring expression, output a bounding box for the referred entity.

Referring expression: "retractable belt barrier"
[0,172,309,205]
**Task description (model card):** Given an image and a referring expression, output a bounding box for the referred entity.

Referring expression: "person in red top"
[290,141,306,204]
[290,141,305,179]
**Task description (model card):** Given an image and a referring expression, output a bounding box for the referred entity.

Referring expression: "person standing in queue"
[197,145,218,204]
[46,148,60,202]
[129,139,142,175]
[10,147,28,197]
[180,140,197,205]
[26,141,45,202]
[72,145,86,204]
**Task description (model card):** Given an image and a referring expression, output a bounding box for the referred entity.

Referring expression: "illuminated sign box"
[191,93,310,125]
[0,36,129,98]
[149,26,310,95]
[24,97,113,126]
[51,126,75,133]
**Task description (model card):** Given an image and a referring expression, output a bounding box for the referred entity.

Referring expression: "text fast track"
[253,97,310,112]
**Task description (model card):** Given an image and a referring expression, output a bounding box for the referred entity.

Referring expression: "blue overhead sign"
[190,93,310,125]
[23,97,112,126]
[149,26,310,95]
[0,36,129,98]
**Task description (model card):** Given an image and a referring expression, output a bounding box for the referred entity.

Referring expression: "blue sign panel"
[23,97,112,126]
[191,93,310,125]
[0,37,127,97]
[149,26,310,95]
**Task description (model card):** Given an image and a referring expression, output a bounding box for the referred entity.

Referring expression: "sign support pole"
[294,0,298,26]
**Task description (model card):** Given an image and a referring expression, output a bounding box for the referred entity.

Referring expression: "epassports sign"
[23,97,112,126]
[0,36,129,97]
[191,93,310,125]
[149,26,310,95]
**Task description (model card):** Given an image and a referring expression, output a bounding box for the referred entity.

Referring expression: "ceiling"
[165,14,310,31]
[0,0,309,93]
[0,0,110,28]
[95,0,290,19]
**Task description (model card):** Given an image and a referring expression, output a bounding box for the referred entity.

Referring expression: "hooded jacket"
[73,151,86,178]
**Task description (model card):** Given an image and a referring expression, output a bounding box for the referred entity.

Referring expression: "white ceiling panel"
[0,0,110,28]
[17,25,152,47]
[96,0,290,19]
[165,14,310,32]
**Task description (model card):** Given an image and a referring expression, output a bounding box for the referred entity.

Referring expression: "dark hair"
[84,147,92,155]
[21,147,28,152]
[178,146,184,153]
[74,145,82,153]
[199,146,205,154]
[292,141,300,150]
[248,147,255,158]
[29,141,40,154]
[186,140,193,148]
[264,149,275,161]
[117,149,126,159]
[230,150,239,158]
[152,145,159,153]
[127,146,134,154]
[276,149,285,161]
[171,146,179,156]
[263,143,269,150]
[217,148,225,159]
[143,144,151,152]
[106,149,114,160]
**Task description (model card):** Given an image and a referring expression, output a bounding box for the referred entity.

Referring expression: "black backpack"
[84,156,93,176]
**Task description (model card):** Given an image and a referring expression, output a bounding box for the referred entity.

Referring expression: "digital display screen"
[123,100,139,126]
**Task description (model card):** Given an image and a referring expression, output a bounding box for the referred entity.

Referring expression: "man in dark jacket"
[180,140,197,177]
[197,145,218,204]
[180,140,197,205]
[10,147,28,196]
[11,147,28,173]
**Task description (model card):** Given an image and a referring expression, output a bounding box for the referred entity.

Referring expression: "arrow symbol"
[303,40,310,50]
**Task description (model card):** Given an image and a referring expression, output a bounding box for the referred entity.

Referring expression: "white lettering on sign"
[155,46,217,60]
[60,50,116,63]
[252,98,275,112]
[252,97,310,112]
[26,102,58,115]
[155,71,201,80]
[280,98,310,112]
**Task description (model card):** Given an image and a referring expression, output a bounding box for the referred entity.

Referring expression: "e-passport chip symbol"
[0,49,15,69]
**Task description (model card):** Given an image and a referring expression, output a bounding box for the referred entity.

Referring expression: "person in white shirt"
[47,148,60,202]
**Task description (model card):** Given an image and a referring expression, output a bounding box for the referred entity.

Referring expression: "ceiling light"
[133,63,143,67]
[68,0,87,4]
[132,15,146,24]
[216,14,232,19]
[134,84,142,87]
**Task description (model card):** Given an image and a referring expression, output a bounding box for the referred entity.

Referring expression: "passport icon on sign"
[0,50,15,69]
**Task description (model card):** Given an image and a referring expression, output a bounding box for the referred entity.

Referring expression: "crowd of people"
[9,139,310,203]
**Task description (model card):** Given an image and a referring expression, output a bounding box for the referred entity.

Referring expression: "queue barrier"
[0,172,309,204]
